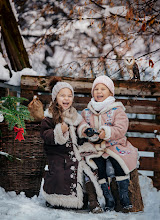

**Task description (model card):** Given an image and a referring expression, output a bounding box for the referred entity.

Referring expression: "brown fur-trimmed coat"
[40,107,102,209]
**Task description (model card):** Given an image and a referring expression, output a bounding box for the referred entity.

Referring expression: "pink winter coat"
[77,101,138,175]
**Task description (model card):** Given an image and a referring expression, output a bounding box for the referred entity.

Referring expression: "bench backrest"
[21,75,160,189]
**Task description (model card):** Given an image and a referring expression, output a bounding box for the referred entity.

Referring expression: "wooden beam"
[118,99,160,115]
[20,91,160,116]
[150,176,160,190]
[138,157,160,171]
[21,76,160,97]
[128,137,160,152]
[114,80,160,97]
[128,119,160,133]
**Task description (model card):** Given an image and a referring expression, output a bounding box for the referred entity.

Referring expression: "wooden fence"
[20,75,160,190]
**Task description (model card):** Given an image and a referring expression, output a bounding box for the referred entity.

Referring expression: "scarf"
[90,96,115,112]
[62,106,81,126]
[62,107,82,161]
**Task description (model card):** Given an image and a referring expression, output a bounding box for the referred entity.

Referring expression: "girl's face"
[57,88,73,110]
[93,83,112,102]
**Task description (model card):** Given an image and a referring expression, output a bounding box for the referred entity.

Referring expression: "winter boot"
[82,192,88,210]
[101,182,115,211]
[85,181,103,213]
[117,179,133,209]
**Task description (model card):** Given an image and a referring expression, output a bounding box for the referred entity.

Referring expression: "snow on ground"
[0,175,160,220]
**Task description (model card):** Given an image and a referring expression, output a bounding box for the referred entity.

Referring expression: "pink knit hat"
[52,82,74,102]
[91,75,114,96]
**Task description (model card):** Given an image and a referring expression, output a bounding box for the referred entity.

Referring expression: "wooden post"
[0,0,31,71]
[156,97,160,121]
[154,97,160,189]
[111,169,144,212]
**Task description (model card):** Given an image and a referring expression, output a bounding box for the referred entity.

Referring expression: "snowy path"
[0,175,160,220]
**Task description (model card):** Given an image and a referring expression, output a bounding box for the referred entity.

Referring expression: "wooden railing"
[21,75,160,189]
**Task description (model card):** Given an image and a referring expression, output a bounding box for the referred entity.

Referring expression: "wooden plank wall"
[21,75,160,189]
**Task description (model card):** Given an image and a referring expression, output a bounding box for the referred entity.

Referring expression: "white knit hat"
[91,75,114,96]
[52,82,74,102]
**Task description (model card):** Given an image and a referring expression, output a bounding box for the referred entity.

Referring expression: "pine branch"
[0,96,33,132]
[0,151,22,162]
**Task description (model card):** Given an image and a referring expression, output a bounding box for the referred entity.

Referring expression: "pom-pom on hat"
[51,82,74,102]
[91,75,114,96]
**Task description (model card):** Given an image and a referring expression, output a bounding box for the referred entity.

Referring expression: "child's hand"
[99,129,105,139]
[61,122,69,133]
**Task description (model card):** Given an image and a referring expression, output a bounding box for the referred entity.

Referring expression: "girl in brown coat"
[40,78,103,213]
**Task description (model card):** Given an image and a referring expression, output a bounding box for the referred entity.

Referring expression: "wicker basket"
[0,122,46,197]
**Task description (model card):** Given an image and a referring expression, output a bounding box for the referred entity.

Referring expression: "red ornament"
[14,126,25,141]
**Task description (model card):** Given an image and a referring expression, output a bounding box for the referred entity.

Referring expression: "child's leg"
[93,157,115,211]
[106,158,115,186]
[93,157,107,182]
[108,157,132,209]
[116,177,132,209]
[84,174,103,213]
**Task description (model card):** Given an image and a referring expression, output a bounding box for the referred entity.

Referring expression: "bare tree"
[5,0,160,80]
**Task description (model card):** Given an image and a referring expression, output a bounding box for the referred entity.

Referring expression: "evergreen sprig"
[0,96,33,133]
[0,151,22,162]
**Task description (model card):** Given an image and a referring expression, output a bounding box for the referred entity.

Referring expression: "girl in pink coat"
[78,75,138,211]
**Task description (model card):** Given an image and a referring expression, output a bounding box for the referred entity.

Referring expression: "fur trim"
[99,178,107,184]
[99,125,111,140]
[63,113,82,126]
[42,190,83,208]
[106,148,130,174]
[44,107,82,126]
[78,142,97,153]
[69,125,77,145]
[43,161,84,209]
[82,160,103,198]
[116,174,130,181]
[43,160,103,208]
[69,125,82,161]
[54,123,69,145]
[73,144,82,162]
[85,151,103,170]
[63,108,82,126]
[94,115,99,130]
[75,113,83,126]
